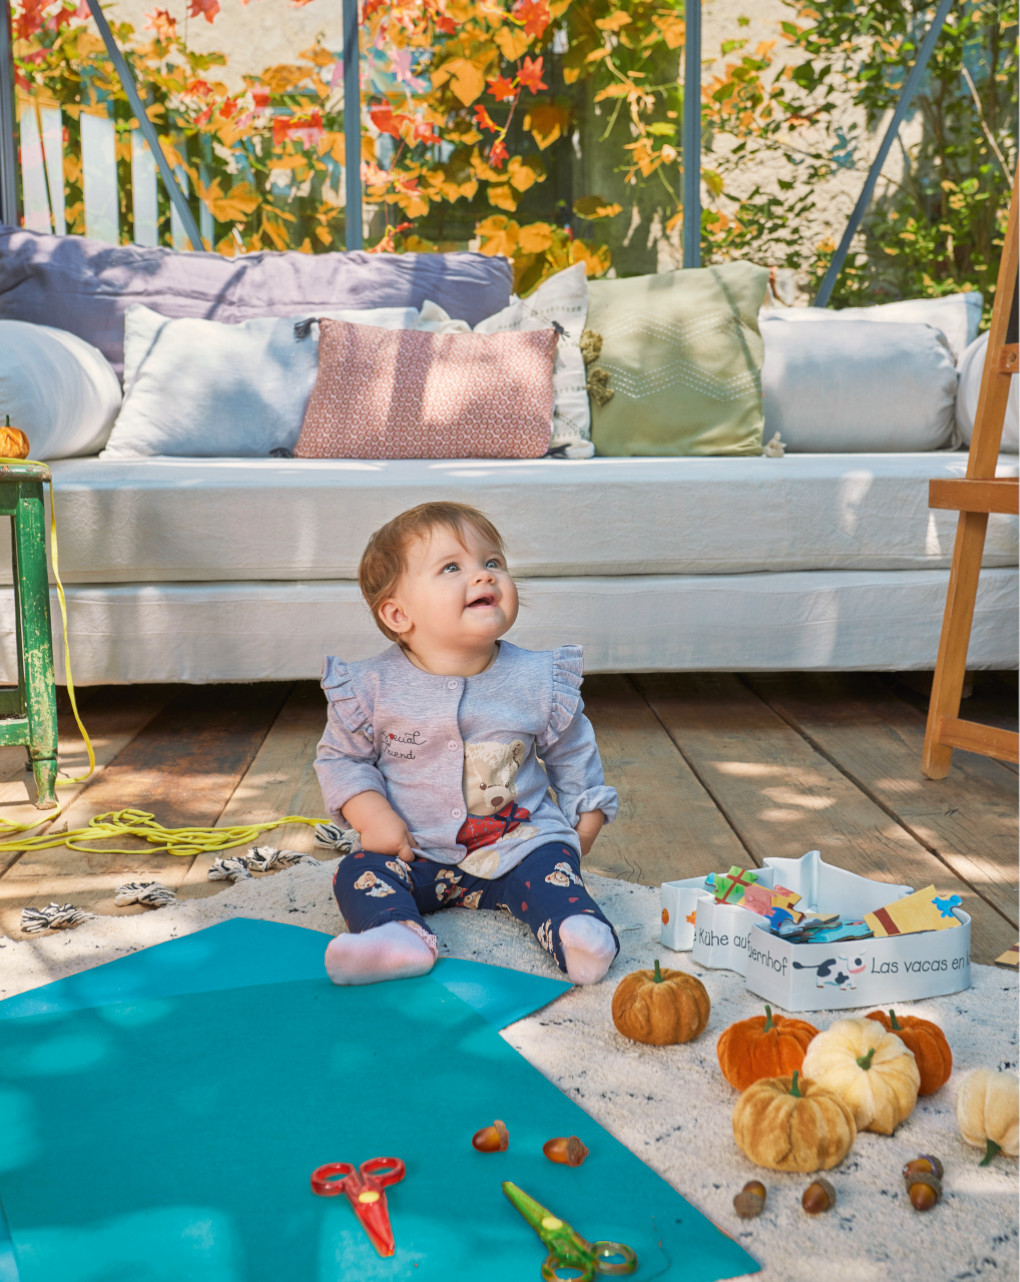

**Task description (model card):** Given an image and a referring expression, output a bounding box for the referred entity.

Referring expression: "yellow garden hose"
[0,473,325,854]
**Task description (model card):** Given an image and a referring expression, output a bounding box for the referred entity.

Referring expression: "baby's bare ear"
[378,598,411,635]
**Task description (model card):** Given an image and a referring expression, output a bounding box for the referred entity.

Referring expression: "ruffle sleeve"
[320,656,374,740]
[548,644,584,738]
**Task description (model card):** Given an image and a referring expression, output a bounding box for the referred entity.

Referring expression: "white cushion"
[760,291,981,362]
[101,303,421,459]
[420,263,593,458]
[22,452,1017,589]
[955,331,1019,452]
[0,320,121,459]
[761,318,959,452]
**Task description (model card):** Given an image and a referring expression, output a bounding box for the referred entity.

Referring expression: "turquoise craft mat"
[0,971,757,1281]
[0,918,570,1031]
[0,920,571,1282]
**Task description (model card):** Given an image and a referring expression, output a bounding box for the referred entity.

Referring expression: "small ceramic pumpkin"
[717,1005,819,1091]
[731,1070,857,1173]
[611,960,710,1045]
[865,1008,952,1096]
[0,416,29,460]
[800,1017,920,1135]
[956,1069,1019,1165]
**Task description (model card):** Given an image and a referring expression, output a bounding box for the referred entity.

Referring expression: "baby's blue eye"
[441,562,460,573]
[486,558,502,569]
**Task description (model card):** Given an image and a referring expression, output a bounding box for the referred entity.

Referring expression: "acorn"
[801,1178,836,1215]
[733,1180,766,1218]
[471,1119,509,1152]
[905,1172,942,1212]
[542,1135,589,1166]
[902,1154,945,1181]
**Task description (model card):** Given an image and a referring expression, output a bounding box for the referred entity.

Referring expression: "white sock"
[324,920,437,986]
[558,915,617,985]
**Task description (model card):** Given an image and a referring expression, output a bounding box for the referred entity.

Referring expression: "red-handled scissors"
[310,1157,406,1257]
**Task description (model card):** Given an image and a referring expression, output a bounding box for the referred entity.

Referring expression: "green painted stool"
[0,462,58,808]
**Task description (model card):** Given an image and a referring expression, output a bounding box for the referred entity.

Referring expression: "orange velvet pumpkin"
[611,960,710,1045]
[865,1009,952,1096]
[0,417,29,460]
[717,1005,820,1091]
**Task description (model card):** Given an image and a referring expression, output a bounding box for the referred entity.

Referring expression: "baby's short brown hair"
[359,502,507,643]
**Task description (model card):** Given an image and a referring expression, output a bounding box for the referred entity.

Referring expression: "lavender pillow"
[0,227,513,380]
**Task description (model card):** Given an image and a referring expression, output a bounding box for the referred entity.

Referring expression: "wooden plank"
[0,683,291,932]
[0,685,170,878]
[929,477,1019,515]
[180,681,332,896]
[580,674,749,887]
[636,673,1016,964]
[744,674,1018,930]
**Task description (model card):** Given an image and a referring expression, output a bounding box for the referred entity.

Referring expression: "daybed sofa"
[0,227,1015,684]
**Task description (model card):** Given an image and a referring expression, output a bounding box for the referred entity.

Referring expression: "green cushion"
[587,262,770,457]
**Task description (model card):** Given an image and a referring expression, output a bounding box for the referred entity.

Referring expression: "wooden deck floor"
[0,672,1015,964]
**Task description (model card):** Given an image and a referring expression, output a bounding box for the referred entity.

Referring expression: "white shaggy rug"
[1,862,1017,1282]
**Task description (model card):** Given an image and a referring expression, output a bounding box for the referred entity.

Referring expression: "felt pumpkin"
[956,1069,1020,1165]
[865,1008,952,1096]
[731,1070,857,1173]
[0,417,29,460]
[717,1005,819,1091]
[611,960,710,1046]
[800,1017,920,1135]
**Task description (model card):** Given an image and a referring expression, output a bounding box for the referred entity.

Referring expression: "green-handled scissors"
[502,1181,638,1281]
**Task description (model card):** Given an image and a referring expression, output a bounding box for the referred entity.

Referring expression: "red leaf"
[474,104,499,133]
[517,55,548,94]
[487,75,518,103]
[514,0,550,40]
[490,138,509,168]
[369,102,408,138]
[187,0,220,24]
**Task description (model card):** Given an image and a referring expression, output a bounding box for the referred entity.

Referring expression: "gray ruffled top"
[314,640,618,878]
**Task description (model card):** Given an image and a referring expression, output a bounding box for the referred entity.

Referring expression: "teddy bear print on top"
[458,739,539,878]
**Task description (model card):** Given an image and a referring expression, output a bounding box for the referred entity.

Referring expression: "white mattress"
[15,452,1017,585]
[8,569,1015,684]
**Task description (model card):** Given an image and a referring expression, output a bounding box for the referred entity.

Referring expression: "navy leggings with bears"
[333,841,619,976]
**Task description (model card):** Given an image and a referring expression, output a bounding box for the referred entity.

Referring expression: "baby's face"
[384,524,519,662]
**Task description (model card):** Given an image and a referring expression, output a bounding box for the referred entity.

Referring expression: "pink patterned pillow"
[294,319,557,459]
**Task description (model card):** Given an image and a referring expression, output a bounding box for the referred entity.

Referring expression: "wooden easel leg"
[922,510,990,779]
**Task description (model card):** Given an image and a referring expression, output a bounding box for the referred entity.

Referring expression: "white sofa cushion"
[761,318,959,452]
[0,320,121,459]
[760,291,982,363]
[955,331,1019,452]
[23,453,1018,588]
[13,570,1017,684]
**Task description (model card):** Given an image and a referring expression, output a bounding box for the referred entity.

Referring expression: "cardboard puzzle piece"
[865,885,963,938]
[743,882,804,921]
[713,866,759,904]
[995,942,1019,969]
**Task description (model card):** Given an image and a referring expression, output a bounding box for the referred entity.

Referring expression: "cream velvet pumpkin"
[956,1069,1020,1164]
[800,1016,920,1135]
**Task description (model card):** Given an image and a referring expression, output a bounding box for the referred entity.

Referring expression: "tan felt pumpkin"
[956,1069,1020,1165]
[865,1008,952,1096]
[801,1016,919,1135]
[611,960,710,1045]
[717,1005,819,1092]
[731,1070,857,1173]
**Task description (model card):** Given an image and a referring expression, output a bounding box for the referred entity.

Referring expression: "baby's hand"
[342,792,418,863]
[574,810,605,858]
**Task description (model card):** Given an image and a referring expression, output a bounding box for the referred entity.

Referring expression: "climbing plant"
[10,0,1017,306]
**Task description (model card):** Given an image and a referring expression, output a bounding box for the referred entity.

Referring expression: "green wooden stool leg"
[13,481,58,808]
